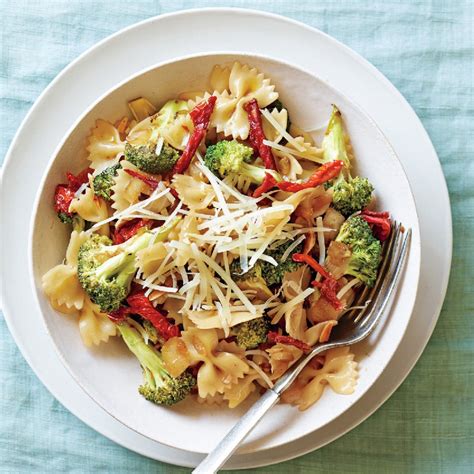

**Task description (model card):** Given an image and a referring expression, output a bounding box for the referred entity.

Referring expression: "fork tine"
[351,221,401,323]
[358,226,411,330]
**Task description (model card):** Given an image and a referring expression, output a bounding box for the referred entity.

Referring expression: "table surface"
[1,1,473,473]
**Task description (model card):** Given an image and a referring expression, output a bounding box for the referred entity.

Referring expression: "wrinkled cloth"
[1,1,473,473]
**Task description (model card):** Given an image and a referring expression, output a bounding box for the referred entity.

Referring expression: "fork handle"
[192,389,280,474]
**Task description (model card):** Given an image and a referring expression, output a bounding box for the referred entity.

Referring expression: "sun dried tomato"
[267,331,311,353]
[360,210,391,241]
[172,96,217,175]
[244,98,277,171]
[108,291,180,340]
[277,160,344,192]
[124,169,160,190]
[112,218,149,244]
[293,253,344,310]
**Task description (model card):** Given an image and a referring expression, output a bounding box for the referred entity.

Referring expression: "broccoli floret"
[261,240,303,286]
[92,164,121,201]
[58,212,73,224]
[77,218,180,312]
[72,215,85,232]
[332,176,374,217]
[204,140,281,184]
[322,105,374,215]
[230,260,273,300]
[125,142,179,174]
[335,216,382,287]
[123,99,187,174]
[117,322,195,405]
[231,240,302,288]
[234,317,270,350]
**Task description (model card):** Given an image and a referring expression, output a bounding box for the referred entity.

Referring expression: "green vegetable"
[204,140,281,184]
[332,177,374,217]
[117,322,195,406]
[124,99,187,174]
[72,215,86,232]
[230,260,273,300]
[152,99,188,129]
[125,142,179,174]
[322,105,374,216]
[261,240,303,286]
[57,212,73,225]
[233,317,270,350]
[93,164,121,201]
[334,216,382,287]
[231,240,302,288]
[77,218,180,312]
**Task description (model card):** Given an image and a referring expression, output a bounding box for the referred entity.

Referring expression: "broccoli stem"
[117,323,170,387]
[239,161,268,184]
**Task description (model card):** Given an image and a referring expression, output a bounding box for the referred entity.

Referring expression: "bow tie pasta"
[42,61,392,413]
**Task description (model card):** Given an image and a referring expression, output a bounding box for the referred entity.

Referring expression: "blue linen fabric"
[1,1,473,472]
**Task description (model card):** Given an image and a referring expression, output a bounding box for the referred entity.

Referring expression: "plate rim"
[0,7,452,469]
[28,49,421,454]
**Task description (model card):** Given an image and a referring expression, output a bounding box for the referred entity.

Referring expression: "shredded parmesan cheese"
[281,235,306,263]
[337,278,360,299]
[246,360,274,388]
[269,287,315,324]
[262,139,325,163]
[260,108,306,152]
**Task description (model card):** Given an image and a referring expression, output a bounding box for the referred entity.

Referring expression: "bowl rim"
[29,50,421,454]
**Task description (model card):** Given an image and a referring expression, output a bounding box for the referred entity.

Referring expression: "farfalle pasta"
[281,347,358,410]
[78,297,117,347]
[86,119,125,171]
[42,230,88,312]
[43,62,390,411]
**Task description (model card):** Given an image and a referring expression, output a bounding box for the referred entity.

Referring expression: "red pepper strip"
[125,169,160,190]
[244,99,277,170]
[66,167,93,191]
[112,218,149,244]
[53,185,76,216]
[267,331,311,353]
[292,253,332,279]
[360,210,391,242]
[53,168,93,219]
[172,96,217,175]
[253,172,278,198]
[292,253,344,310]
[278,160,344,192]
[109,291,181,340]
[312,278,344,311]
[360,210,390,219]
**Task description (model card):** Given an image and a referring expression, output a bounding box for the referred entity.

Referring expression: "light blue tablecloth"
[1,1,473,472]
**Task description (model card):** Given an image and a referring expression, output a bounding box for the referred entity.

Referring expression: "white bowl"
[30,52,420,454]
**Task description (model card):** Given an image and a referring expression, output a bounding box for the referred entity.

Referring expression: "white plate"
[0,8,451,469]
[30,52,420,454]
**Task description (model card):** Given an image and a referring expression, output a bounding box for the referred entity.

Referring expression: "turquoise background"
[1,1,473,472]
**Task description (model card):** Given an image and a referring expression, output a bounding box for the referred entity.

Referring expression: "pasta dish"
[42,62,391,410]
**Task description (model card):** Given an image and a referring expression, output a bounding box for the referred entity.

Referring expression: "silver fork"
[193,222,411,474]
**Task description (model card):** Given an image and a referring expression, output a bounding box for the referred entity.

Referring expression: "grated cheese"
[246,360,274,389]
[260,108,306,152]
[262,139,325,163]
[245,349,271,360]
[337,278,360,299]
[134,279,178,293]
[315,216,326,283]
[87,186,170,233]
[154,136,164,156]
[281,235,306,263]
[269,287,315,324]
